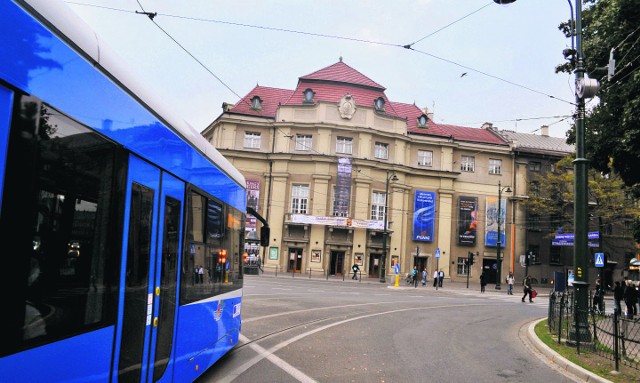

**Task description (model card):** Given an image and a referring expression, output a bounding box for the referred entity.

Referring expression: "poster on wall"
[245,179,260,232]
[335,157,352,216]
[311,250,321,263]
[413,190,436,242]
[457,196,478,245]
[485,197,507,247]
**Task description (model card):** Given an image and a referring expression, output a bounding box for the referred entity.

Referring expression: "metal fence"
[547,291,640,371]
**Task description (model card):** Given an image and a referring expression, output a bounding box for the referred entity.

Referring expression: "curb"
[527,318,613,383]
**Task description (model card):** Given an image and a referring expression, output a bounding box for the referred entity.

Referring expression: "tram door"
[115,155,185,383]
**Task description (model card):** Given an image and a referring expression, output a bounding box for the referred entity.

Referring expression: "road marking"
[229,303,495,382]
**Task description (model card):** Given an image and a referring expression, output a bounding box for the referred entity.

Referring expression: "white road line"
[227,303,495,382]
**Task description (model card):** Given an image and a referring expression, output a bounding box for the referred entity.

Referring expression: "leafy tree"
[557,0,640,189]
[524,155,640,246]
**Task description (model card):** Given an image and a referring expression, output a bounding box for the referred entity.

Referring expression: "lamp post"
[495,181,512,290]
[494,0,597,341]
[381,171,399,283]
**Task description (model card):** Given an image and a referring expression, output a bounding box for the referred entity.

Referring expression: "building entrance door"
[368,253,381,278]
[288,248,303,273]
[482,258,497,284]
[414,257,428,274]
[329,251,345,276]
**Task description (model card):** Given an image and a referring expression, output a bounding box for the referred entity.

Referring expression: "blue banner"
[413,190,435,242]
[485,197,507,247]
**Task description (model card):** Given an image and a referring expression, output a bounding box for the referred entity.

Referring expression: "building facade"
[203,60,636,287]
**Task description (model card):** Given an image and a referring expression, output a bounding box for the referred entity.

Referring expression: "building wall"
[204,102,518,283]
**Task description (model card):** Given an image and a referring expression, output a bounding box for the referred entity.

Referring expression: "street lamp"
[495,181,512,290]
[493,0,597,342]
[381,171,399,283]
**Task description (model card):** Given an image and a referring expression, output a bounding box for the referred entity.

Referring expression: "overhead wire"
[66,1,575,110]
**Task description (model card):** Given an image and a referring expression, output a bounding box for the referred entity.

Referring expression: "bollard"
[394,274,399,287]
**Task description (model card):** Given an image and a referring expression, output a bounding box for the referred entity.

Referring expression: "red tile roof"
[227,62,508,146]
[299,61,385,90]
[230,86,294,117]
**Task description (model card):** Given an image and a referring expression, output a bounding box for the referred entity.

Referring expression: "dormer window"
[303,88,315,104]
[417,114,428,128]
[374,97,385,112]
[250,96,262,111]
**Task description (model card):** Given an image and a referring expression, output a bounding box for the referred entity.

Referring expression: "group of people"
[612,279,639,319]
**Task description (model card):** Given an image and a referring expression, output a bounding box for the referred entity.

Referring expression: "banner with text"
[413,190,436,242]
[485,197,507,247]
[335,158,352,216]
[457,196,478,245]
[245,179,260,232]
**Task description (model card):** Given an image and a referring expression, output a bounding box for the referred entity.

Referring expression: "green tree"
[557,0,640,189]
[524,155,640,246]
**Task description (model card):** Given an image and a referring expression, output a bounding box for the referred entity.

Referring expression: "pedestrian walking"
[351,263,360,280]
[506,272,515,295]
[593,277,604,313]
[433,270,438,288]
[613,281,624,315]
[411,266,418,288]
[421,268,427,286]
[624,279,637,319]
[522,275,533,303]
[438,269,444,287]
[480,273,486,293]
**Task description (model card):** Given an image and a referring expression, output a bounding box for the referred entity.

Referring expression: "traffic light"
[468,251,474,265]
[219,249,227,264]
[260,226,270,247]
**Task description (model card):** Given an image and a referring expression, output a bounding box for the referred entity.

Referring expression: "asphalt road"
[198,275,577,383]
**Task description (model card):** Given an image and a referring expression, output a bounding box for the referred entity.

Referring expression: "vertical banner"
[245,179,260,232]
[413,190,435,242]
[457,196,478,245]
[335,157,352,216]
[485,197,506,247]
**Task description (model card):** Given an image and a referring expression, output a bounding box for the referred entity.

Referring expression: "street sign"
[594,252,605,268]
[394,263,400,274]
[435,248,441,259]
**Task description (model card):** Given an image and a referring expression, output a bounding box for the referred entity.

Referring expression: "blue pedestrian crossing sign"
[394,263,400,274]
[435,248,441,259]
[594,252,605,268]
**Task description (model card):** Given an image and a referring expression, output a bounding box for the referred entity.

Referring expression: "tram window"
[180,190,244,305]
[1,95,122,356]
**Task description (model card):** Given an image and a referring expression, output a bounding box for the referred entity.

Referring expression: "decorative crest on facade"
[338,94,357,119]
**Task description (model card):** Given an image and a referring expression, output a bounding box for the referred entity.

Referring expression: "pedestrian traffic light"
[468,251,474,265]
[525,252,531,266]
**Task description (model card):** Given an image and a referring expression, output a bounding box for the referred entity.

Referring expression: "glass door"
[115,155,184,383]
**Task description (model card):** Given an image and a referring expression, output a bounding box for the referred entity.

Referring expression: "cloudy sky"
[68,0,580,138]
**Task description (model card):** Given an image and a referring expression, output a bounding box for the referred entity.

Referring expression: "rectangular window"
[336,137,353,155]
[371,191,387,221]
[2,95,122,356]
[418,150,433,166]
[549,247,561,264]
[295,134,312,151]
[291,184,309,214]
[457,257,469,276]
[488,159,502,175]
[374,142,389,160]
[529,162,541,172]
[244,132,261,149]
[461,156,475,172]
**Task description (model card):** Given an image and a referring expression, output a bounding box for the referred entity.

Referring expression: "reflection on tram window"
[2,95,122,356]
[180,190,244,305]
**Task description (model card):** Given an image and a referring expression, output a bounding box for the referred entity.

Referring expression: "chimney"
[222,102,232,112]
[540,125,549,136]
[481,122,494,130]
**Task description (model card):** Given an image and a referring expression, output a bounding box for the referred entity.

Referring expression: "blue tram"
[0,0,246,381]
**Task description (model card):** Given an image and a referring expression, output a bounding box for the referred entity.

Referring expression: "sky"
[67,0,579,139]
